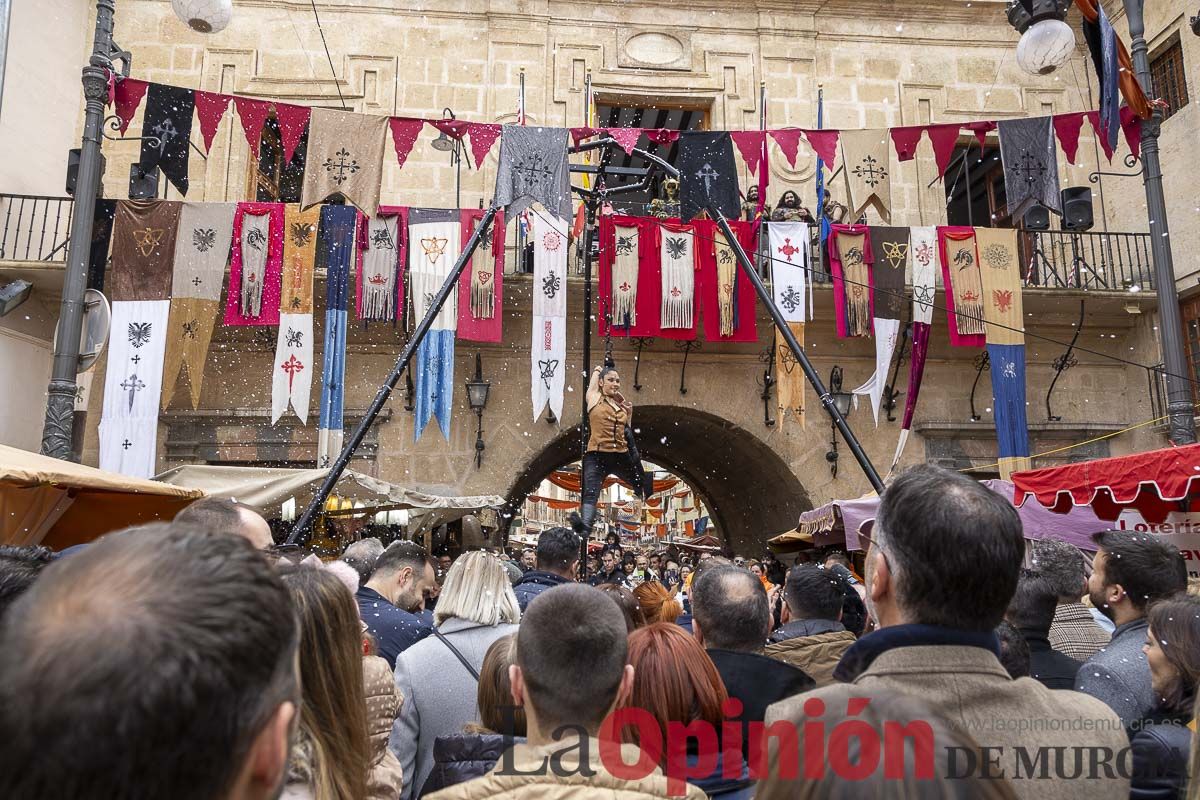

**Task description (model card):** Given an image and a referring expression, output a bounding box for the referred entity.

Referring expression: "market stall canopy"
[675,532,722,552]
[155,465,504,530]
[772,479,1110,553]
[0,445,203,548]
[1012,444,1200,523]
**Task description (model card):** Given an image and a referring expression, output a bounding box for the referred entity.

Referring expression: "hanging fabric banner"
[275,104,312,165]
[998,116,1061,217]
[889,226,939,474]
[611,222,640,329]
[598,216,672,338]
[193,90,231,154]
[840,129,892,223]
[162,201,235,410]
[225,203,284,326]
[852,227,908,425]
[493,125,573,221]
[699,219,757,343]
[457,207,506,342]
[677,131,741,223]
[828,224,874,338]
[317,204,357,464]
[138,83,194,195]
[358,206,408,324]
[410,209,461,441]
[234,97,272,159]
[938,226,986,346]
[108,200,181,301]
[714,230,738,337]
[359,213,402,323]
[113,77,148,135]
[532,212,568,422]
[988,343,1032,479]
[301,108,389,213]
[659,222,696,331]
[769,221,811,429]
[88,199,117,292]
[272,204,321,424]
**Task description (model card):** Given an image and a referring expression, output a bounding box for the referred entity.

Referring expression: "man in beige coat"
[758,466,1129,800]
[427,584,705,800]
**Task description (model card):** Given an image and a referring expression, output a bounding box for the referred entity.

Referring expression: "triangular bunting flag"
[964,120,996,146]
[389,117,424,170]
[605,127,641,156]
[927,124,961,178]
[1086,111,1117,163]
[803,129,839,168]
[890,126,924,162]
[193,90,230,153]
[729,130,766,176]
[275,103,311,164]
[234,96,273,159]
[645,129,680,145]
[467,122,502,168]
[570,127,599,147]
[768,129,803,168]
[1053,111,1087,166]
[430,118,469,140]
[1120,106,1142,160]
[113,78,148,135]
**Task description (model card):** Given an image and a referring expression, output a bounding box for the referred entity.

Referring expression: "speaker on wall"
[1023,204,1051,231]
[1061,187,1095,231]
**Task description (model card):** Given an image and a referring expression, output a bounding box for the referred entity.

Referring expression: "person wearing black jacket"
[1006,570,1081,690]
[510,527,580,612]
[588,549,631,589]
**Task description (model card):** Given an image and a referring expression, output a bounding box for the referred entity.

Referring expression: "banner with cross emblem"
[610,223,641,330]
[999,116,1061,217]
[768,221,811,429]
[493,125,573,221]
[138,83,195,195]
[270,204,321,424]
[841,129,893,224]
[676,131,741,223]
[659,221,697,331]
[301,108,389,214]
[98,299,171,478]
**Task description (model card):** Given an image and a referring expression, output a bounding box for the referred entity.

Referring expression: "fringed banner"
[697,218,757,343]
[828,224,874,338]
[225,202,284,326]
[457,207,506,342]
[271,204,321,424]
[938,226,986,346]
[359,213,402,323]
[611,222,640,329]
[659,222,696,331]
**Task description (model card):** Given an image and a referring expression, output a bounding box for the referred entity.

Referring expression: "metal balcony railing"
[1022,230,1154,291]
[0,194,74,263]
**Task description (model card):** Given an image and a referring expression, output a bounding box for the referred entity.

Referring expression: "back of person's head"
[596,582,647,632]
[536,527,580,576]
[1006,570,1059,633]
[435,550,521,627]
[1146,594,1200,715]
[281,567,370,800]
[516,584,630,734]
[174,496,274,549]
[622,623,727,763]
[1091,530,1187,613]
[632,580,682,625]
[690,554,731,584]
[874,465,1024,631]
[472,633,526,736]
[1030,538,1088,602]
[823,551,851,569]
[994,620,1030,679]
[0,522,298,800]
[783,564,844,621]
[340,537,385,586]
[0,544,54,620]
[692,565,769,652]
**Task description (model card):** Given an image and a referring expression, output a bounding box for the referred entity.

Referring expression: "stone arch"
[503,406,811,556]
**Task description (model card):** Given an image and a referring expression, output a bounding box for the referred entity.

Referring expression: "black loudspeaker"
[128,163,159,199]
[65,149,106,197]
[1061,186,1095,231]
[1023,204,1051,231]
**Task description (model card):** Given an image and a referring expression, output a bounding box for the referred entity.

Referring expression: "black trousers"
[581,450,648,505]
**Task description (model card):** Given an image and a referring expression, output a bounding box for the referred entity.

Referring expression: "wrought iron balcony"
[0,194,74,263]
[1021,230,1154,292]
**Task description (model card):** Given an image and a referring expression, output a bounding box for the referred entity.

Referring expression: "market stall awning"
[1012,443,1200,523]
[0,445,203,548]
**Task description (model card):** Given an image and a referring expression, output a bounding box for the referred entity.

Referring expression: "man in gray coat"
[1075,529,1187,732]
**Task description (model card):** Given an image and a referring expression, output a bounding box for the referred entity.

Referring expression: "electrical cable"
[309,0,347,110]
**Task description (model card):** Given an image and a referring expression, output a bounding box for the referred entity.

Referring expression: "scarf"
[493,125,573,221]
[677,131,741,223]
[457,207,506,341]
[300,107,389,213]
[840,129,892,223]
[225,202,284,326]
[359,213,401,322]
[659,222,696,331]
[611,222,640,329]
[408,209,461,331]
[109,200,181,301]
[852,227,908,426]
[532,212,569,422]
[271,204,321,424]
[317,205,357,465]
[769,221,812,430]
[938,226,986,345]
[890,226,938,475]
[829,224,873,338]
[98,299,171,478]
[833,623,1001,683]
[998,116,1061,218]
[138,83,194,195]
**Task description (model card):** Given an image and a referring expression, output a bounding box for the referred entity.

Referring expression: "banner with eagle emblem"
[272,204,321,424]
[828,224,874,338]
[659,222,697,331]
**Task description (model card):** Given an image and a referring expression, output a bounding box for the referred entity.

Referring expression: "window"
[1150,35,1189,121]
[253,115,307,202]
[944,143,1009,228]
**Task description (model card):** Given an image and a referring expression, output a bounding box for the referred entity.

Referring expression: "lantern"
[171,0,233,34]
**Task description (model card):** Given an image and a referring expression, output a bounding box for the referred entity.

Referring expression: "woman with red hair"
[619,623,753,798]
[633,581,683,625]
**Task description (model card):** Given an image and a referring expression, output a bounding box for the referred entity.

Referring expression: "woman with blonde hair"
[281,567,373,800]
[389,550,520,800]
[633,580,683,625]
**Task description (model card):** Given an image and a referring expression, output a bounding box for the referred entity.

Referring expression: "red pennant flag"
[926,124,961,178]
[644,129,680,145]
[430,118,469,139]
[467,122,502,168]
[234,96,273,159]
[890,126,924,162]
[570,127,599,147]
[193,90,231,153]
[804,129,839,168]
[388,117,424,169]
[1119,106,1142,161]
[275,103,311,164]
[730,130,766,176]
[963,120,996,146]
[113,78,149,135]
[768,129,803,168]
[1086,111,1116,163]
[1052,112,1087,166]
[605,127,641,155]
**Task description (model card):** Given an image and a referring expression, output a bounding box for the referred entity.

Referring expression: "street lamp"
[825,366,853,478]
[465,352,491,468]
[432,107,462,209]
[1006,0,1076,75]
[170,0,232,33]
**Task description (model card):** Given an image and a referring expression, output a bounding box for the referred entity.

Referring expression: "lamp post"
[825,366,854,478]
[465,353,490,468]
[431,107,462,209]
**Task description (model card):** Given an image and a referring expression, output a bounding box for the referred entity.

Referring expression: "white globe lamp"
[1007,0,1076,76]
[171,0,233,34]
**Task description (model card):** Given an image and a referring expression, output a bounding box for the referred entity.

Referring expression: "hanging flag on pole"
[815,86,831,246]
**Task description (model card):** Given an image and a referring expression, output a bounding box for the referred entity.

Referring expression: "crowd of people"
[0,464,1197,799]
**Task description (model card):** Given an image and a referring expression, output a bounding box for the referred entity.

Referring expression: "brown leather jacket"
[586,399,631,453]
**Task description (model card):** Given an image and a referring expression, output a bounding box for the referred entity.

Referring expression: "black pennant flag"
[678,131,741,223]
[139,83,195,196]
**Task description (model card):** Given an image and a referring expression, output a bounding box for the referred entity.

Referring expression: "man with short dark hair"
[1007,570,1080,688]
[764,564,856,686]
[760,465,1129,800]
[0,522,298,800]
[427,584,704,799]
[174,496,274,550]
[692,565,813,768]
[357,540,438,668]
[0,544,55,620]
[341,537,385,586]
[512,527,580,611]
[587,548,629,588]
[1032,537,1111,660]
[1076,530,1188,730]
[520,547,536,572]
